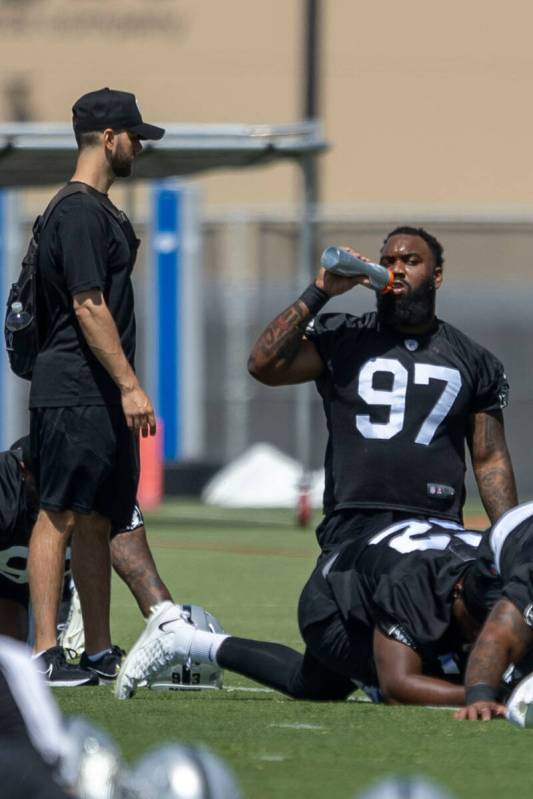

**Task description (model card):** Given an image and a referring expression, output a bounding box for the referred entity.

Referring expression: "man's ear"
[102,128,115,150]
[434,264,443,290]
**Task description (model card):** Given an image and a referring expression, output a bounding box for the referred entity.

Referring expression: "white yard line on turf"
[270,723,325,731]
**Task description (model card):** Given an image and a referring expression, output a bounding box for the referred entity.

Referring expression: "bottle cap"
[11,302,23,313]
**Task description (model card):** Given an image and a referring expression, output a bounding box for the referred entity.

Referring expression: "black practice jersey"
[0,452,36,596]
[307,312,509,523]
[0,452,34,551]
[30,184,139,408]
[299,517,482,664]
[479,501,533,622]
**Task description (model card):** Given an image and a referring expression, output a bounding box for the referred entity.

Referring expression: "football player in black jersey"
[116,518,492,705]
[0,438,172,672]
[248,227,517,552]
[453,501,533,721]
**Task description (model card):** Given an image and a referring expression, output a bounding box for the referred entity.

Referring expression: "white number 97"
[355,358,461,445]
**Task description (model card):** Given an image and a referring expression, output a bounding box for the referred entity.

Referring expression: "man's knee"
[33,509,76,539]
[74,511,111,538]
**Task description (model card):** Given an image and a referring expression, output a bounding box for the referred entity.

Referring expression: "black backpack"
[4,183,126,381]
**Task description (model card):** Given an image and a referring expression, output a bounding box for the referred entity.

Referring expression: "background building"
[1,0,532,500]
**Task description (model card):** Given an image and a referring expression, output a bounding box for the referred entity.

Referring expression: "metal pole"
[295,155,314,472]
[295,0,321,524]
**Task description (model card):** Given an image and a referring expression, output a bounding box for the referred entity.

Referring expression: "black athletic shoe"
[35,646,97,687]
[79,645,125,684]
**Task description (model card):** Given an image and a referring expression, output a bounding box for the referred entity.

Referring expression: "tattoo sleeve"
[469,411,518,523]
[247,297,322,385]
[258,300,310,364]
[465,599,533,691]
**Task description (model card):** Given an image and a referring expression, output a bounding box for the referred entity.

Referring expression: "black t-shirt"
[306,312,509,523]
[30,184,139,408]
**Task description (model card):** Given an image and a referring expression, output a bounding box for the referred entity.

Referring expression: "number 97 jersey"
[306,312,509,524]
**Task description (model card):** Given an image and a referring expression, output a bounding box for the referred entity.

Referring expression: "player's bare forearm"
[373,628,464,705]
[469,410,517,522]
[247,299,323,385]
[454,599,531,721]
[73,290,138,392]
[74,290,156,434]
[464,599,533,691]
[383,674,465,706]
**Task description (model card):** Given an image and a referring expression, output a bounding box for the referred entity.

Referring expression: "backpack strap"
[40,181,123,232]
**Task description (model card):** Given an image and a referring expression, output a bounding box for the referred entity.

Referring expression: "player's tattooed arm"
[454,598,533,721]
[468,410,518,523]
[247,300,325,386]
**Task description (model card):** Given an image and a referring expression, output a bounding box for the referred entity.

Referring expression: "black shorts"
[30,406,139,530]
[111,503,144,538]
[298,566,376,688]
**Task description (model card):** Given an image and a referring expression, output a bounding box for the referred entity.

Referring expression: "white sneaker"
[506,672,533,728]
[115,602,195,700]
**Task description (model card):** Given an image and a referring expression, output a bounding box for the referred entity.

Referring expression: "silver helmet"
[148,604,224,691]
[356,776,456,799]
[57,716,123,799]
[126,743,242,799]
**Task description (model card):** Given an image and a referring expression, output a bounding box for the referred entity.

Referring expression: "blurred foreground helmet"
[148,604,224,691]
[506,669,533,728]
[127,743,242,799]
[56,716,123,799]
[356,775,456,799]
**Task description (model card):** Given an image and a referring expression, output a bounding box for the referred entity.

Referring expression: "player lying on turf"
[0,437,173,685]
[116,516,495,703]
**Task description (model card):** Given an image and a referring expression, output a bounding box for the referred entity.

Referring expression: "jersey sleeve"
[501,564,533,619]
[0,454,24,547]
[372,554,457,652]
[305,313,353,367]
[471,350,509,413]
[56,198,109,295]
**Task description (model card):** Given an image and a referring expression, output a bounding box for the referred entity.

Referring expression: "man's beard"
[377,278,436,328]
[111,145,133,178]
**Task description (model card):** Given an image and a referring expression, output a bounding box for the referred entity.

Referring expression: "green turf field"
[55,501,531,799]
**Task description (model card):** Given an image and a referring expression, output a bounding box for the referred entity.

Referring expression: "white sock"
[189,630,229,664]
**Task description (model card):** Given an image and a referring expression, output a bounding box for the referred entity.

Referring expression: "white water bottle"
[5,302,32,332]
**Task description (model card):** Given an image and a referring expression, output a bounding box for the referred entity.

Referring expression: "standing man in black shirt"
[28,88,164,684]
[248,227,517,552]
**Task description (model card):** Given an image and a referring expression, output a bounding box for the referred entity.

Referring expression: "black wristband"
[299,283,329,316]
[465,683,499,705]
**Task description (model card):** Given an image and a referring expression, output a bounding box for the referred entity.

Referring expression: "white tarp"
[202,443,324,508]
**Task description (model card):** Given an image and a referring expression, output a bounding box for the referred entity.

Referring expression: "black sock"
[217,637,305,695]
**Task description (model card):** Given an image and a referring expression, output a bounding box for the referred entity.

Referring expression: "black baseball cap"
[72,87,165,141]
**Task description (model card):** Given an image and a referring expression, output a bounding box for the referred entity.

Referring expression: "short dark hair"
[9,435,32,469]
[74,129,101,150]
[382,226,444,269]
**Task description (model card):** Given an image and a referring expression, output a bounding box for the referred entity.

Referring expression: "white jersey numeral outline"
[355,358,462,445]
[368,519,481,554]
